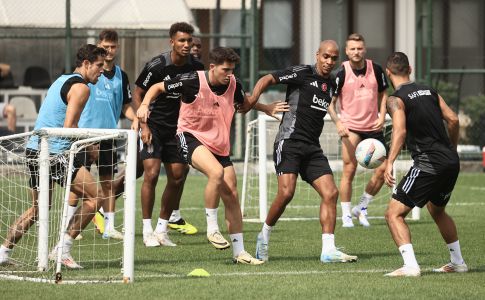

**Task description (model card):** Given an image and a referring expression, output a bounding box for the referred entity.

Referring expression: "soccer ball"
[355,138,387,169]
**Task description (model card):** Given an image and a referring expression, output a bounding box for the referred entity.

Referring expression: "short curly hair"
[75,44,107,67]
[169,22,194,38]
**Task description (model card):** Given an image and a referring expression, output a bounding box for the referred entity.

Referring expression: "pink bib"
[177,71,236,156]
[339,59,379,132]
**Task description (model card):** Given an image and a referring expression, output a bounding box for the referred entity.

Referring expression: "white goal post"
[0,128,137,284]
[241,114,419,223]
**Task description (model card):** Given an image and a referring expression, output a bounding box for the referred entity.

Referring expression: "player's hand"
[384,161,395,187]
[264,101,289,121]
[140,124,152,145]
[372,116,385,131]
[131,117,139,131]
[136,104,150,123]
[336,120,350,137]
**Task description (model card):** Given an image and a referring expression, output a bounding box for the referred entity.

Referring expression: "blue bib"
[78,66,123,129]
[26,73,83,153]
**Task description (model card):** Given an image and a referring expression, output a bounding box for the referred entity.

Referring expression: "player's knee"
[168,170,187,186]
[324,186,338,202]
[278,186,295,202]
[143,168,160,184]
[384,207,400,224]
[207,166,224,184]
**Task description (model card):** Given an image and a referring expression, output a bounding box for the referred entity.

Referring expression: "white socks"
[341,202,351,217]
[261,223,273,243]
[321,233,336,254]
[399,243,419,269]
[448,240,465,265]
[58,234,74,255]
[142,219,153,236]
[358,192,373,209]
[155,218,169,233]
[104,212,115,233]
[169,210,181,223]
[230,233,244,257]
[205,208,219,235]
[65,205,77,231]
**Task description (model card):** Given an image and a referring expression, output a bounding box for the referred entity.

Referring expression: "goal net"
[241,114,417,223]
[0,128,137,283]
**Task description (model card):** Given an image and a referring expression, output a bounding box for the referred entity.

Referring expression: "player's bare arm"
[246,74,277,107]
[64,83,90,128]
[438,94,460,149]
[132,85,146,110]
[122,103,136,122]
[328,95,349,137]
[373,91,388,131]
[137,82,167,123]
[384,95,406,187]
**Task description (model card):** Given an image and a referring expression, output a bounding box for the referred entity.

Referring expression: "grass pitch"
[1,172,485,299]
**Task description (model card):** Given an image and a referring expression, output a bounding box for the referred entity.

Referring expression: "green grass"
[2,172,485,299]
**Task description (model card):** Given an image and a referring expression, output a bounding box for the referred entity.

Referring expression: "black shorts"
[76,140,118,176]
[392,165,459,208]
[176,132,233,168]
[139,127,184,163]
[26,148,83,189]
[273,139,333,184]
[349,129,389,155]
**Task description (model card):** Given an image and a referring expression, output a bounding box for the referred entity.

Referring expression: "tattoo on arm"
[386,96,402,116]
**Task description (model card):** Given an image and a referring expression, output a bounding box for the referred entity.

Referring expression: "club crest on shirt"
[321,83,327,92]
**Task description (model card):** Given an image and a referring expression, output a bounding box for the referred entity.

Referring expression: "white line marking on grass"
[142,201,485,213]
[137,268,437,279]
[470,187,485,191]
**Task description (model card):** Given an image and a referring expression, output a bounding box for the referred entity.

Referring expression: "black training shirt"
[392,82,459,174]
[271,64,335,145]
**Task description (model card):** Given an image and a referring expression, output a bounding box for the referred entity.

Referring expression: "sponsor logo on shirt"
[311,94,330,112]
[143,72,152,87]
[408,89,431,99]
[167,82,182,90]
[310,81,318,88]
[279,73,297,81]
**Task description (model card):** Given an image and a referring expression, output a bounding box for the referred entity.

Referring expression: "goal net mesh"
[242,115,413,222]
[0,129,136,283]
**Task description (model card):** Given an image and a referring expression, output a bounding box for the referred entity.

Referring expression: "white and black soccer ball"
[355,138,387,169]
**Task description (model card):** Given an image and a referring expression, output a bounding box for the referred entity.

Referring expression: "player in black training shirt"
[247,40,357,263]
[383,52,467,277]
[133,22,204,247]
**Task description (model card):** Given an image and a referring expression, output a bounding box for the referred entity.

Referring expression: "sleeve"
[334,66,345,96]
[134,56,165,90]
[373,63,389,93]
[271,65,308,85]
[234,77,245,105]
[121,70,132,105]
